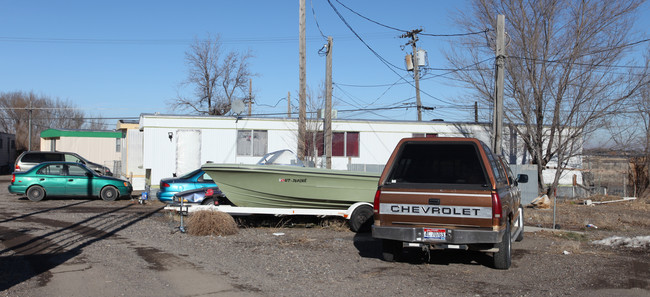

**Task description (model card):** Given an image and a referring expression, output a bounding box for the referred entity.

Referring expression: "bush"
[186,210,239,236]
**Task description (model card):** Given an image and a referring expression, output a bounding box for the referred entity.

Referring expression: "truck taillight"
[15,165,20,171]
[491,191,502,226]
[373,189,381,214]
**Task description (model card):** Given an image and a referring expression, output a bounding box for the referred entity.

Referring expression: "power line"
[326,0,406,72]
[334,0,492,37]
[310,0,328,40]
[420,29,491,37]
[333,0,407,33]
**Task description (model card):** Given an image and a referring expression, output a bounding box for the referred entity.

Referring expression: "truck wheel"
[381,239,403,262]
[349,205,373,233]
[516,206,524,242]
[100,186,119,201]
[493,221,512,269]
[27,186,46,202]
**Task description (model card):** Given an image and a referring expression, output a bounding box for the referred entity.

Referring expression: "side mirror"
[517,174,528,183]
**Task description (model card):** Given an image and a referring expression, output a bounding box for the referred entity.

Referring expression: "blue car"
[156,168,216,203]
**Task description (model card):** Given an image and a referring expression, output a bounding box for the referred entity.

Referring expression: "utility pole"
[298,0,307,161]
[248,79,252,116]
[401,29,423,121]
[28,96,33,151]
[325,36,333,169]
[492,15,505,155]
[287,91,291,118]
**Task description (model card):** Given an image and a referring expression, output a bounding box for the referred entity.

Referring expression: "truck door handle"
[428,198,440,205]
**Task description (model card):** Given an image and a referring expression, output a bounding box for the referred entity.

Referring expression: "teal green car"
[9,161,133,202]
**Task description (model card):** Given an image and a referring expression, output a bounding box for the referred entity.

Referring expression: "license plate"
[423,228,446,240]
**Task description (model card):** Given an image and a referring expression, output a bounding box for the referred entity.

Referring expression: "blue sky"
[0,0,648,124]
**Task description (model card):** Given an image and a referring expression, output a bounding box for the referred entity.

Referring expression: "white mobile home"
[138,114,583,200]
[140,114,508,188]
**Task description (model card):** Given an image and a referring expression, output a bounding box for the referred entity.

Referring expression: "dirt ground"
[1,182,649,296]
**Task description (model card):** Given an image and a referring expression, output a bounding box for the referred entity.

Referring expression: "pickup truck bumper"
[372,226,504,244]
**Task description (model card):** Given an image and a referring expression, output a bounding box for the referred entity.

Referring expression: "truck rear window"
[386,142,488,185]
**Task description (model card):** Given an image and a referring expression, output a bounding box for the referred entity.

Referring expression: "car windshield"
[179,168,202,179]
[256,150,304,166]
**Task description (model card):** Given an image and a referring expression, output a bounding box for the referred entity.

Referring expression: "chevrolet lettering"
[381,204,491,218]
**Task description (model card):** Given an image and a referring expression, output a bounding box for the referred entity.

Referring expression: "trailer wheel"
[349,204,373,233]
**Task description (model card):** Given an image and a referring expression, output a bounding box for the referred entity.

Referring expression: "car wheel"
[349,204,374,233]
[493,221,512,270]
[381,239,403,262]
[202,198,216,206]
[27,186,46,202]
[100,186,119,201]
[516,206,524,242]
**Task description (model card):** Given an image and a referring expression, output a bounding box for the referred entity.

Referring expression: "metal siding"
[510,164,539,204]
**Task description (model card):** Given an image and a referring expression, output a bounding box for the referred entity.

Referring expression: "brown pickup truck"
[371,137,527,269]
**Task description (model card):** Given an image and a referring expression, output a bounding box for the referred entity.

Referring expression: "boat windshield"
[256,150,305,166]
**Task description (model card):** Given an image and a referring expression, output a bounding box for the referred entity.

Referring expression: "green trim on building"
[40,129,121,138]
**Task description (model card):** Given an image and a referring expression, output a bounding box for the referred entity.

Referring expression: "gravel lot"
[1,177,648,296]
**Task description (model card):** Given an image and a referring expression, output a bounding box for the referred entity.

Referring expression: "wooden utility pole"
[325,36,333,169]
[401,29,423,121]
[492,15,505,155]
[298,0,306,161]
[287,91,291,118]
[248,79,252,116]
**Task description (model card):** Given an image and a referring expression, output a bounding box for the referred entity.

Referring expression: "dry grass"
[526,194,650,235]
[186,210,239,236]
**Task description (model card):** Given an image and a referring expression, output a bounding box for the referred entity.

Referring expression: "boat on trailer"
[201,150,380,209]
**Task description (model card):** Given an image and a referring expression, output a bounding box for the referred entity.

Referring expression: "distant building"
[0,132,17,174]
[40,128,122,175]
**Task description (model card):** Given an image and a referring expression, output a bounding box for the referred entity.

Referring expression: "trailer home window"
[237,130,268,156]
[303,131,359,157]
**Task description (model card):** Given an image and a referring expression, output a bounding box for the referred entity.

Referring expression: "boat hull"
[201,164,380,209]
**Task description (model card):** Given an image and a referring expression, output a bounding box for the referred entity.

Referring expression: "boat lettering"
[278,177,307,183]
[381,203,491,219]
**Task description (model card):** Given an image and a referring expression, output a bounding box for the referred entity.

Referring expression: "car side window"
[202,173,213,181]
[68,164,88,176]
[22,153,41,163]
[64,154,82,163]
[37,164,65,176]
[43,153,63,162]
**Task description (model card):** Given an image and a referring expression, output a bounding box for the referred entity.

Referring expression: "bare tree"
[0,91,102,151]
[446,0,649,197]
[173,34,255,115]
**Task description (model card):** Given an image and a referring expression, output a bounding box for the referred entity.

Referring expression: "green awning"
[40,129,121,138]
